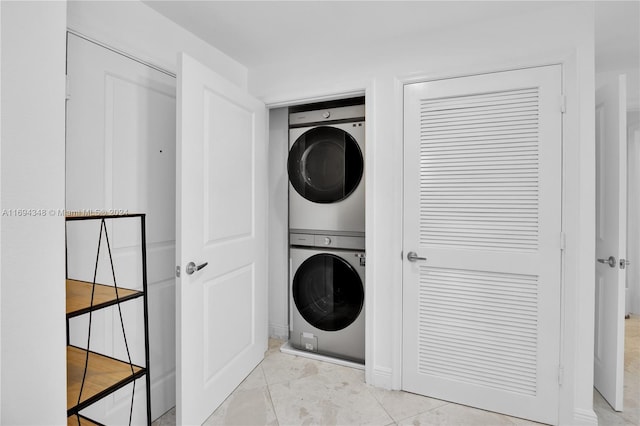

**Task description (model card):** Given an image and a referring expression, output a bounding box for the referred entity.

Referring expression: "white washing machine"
[288,103,365,236]
[289,232,365,363]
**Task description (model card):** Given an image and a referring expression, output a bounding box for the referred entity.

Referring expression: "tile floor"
[154,316,640,425]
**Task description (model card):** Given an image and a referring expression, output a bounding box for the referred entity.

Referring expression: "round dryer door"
[292,253,364,332]
[288,126,363,203]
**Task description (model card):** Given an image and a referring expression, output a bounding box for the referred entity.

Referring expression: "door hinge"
[560,232,566,251]
[558,366,564,386]
[65,75,71,100]
[175,265,181,278]
[560,94,566,113]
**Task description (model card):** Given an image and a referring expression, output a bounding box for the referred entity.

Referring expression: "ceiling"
[143,1,639,72]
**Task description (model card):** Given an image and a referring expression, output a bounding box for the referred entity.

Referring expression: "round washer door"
[288,126,363,203]
[292,253,364,332]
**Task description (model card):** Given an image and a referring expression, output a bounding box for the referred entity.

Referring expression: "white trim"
[572,408,599,426]
[150,371,176,421]
[396,60,566,87]
[391,75,405,391]
[364,81,376,387]
[67,29,175,78]
[268,323,289,340]
[370,366,393,389]
[264,89,365,109]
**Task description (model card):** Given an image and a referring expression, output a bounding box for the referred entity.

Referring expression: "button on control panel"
[314,235,336,248]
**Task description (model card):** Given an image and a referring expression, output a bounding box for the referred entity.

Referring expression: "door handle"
[407,251,427,262]
[597,256,616,268]
[186,261,208,275]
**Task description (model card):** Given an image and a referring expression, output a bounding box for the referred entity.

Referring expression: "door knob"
[186,261,208,275]
[597,256,616,268]
[407,251,427,262]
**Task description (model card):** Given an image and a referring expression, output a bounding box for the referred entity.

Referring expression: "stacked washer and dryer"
[287,99,366,364]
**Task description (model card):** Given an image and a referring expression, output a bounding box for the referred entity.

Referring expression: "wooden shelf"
[67,414,103,426]
[66,279,142,318]
[65,213,150,422]
[67,346,145,415]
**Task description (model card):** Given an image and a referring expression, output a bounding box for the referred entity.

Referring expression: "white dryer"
[289,232,365,363]
[288,103,365,236]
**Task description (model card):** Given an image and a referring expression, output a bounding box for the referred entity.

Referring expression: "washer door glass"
[293,253,364,332]
[288,126,363,203]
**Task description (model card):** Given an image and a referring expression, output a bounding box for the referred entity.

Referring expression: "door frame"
[264,88,374,379]
[394,52,596,425]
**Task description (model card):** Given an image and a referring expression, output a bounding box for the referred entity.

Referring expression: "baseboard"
[78,372,175,424]
[269,323,289,340]
[369,366,393,389]
[150,372,176,421]
[571,408,598,426]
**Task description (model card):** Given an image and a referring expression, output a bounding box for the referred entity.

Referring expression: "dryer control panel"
[289,232,365,251]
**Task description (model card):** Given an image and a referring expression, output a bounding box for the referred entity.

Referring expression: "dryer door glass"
[292,253,364,332]
[288,126,363,203]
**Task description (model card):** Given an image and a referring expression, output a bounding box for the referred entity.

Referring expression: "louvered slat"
[418,266,538,396]
[419,88,540,251]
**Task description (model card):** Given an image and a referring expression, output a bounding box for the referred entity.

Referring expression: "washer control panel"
[289,232,365,251]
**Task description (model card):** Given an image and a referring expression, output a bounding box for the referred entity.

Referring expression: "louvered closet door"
[402,65,562,425]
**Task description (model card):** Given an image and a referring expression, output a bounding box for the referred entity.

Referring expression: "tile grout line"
[391,401,452,425]
[262,363,282,426]
[364,385,401,425]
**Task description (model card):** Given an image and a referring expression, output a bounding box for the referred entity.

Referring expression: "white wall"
[67,0,248,88]
[253,3,597,425]
[0,1,67,424]
[268,107,290,340]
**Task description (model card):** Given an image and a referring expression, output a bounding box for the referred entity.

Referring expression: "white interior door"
[176,53,267,425]
[66,33,177,423]
[402,65,563,425]
[594,74,627,411]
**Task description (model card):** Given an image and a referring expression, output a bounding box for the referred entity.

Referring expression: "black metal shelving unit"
[65,213,151,426]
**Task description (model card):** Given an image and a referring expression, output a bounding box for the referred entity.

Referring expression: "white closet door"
[402,65,562,425]
[176,53,268,425]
